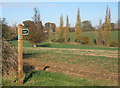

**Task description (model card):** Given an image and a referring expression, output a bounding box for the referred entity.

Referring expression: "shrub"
[68,38,70,42]
[81,36,90,44]
[75,39,81,43]
[93,39,97,45]
[2,39,18,75]
[109,41,118,47]
[56,38,65,42]
[51,39,56,42]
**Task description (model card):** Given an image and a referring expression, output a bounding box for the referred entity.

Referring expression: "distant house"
[69,27,75,32]
[44,22,56,33]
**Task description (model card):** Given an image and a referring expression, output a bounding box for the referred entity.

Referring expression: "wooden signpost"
[18,24,29,84]
[18,24,23,84]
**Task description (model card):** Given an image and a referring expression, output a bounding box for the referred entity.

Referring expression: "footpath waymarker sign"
[18,24,23,84]
[18,26,29,84]
[22,29,29,35]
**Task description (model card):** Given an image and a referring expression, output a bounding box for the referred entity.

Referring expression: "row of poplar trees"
[97,6,111,46]
[56,8,85,43]
[57,6,112,46]
[56,15,70,42]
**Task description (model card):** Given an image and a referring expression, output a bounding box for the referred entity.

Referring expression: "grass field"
[8,40,118,51]
[50,31,119,43]
[3,70,105,86]
[72,31,119,43]
[4,31,119,86]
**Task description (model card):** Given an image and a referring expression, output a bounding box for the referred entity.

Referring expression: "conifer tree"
[75,8,82,43]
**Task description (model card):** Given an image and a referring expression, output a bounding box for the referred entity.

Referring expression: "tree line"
[1,6,119,47]
[56,6,118,46]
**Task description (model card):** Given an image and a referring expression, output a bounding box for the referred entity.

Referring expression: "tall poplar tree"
[104,6,111,46]
[64,15,70,42]
[57,14,64,42]
[97,19,104,45]
[75,8,82,43]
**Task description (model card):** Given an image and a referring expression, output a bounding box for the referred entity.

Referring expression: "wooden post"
[18,24,23,84]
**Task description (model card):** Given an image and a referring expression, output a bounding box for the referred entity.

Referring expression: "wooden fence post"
[18,24,23,84]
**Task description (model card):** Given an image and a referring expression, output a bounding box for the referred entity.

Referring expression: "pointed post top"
[18,24,23,27]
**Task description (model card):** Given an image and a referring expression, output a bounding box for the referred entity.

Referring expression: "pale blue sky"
[1,0,119,2]
[2,2,118,27]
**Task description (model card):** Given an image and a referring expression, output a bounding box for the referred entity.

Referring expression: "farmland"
[50,31,119,43]
[2,2,119,86]
[3,31,119,86]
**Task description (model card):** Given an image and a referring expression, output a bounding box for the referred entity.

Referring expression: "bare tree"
[23,8,48,47]
[33,8,39,24]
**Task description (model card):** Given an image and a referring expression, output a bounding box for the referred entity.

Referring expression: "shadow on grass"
[23,71,36,84]
[43,66,50,70]
[23,62,35,84]
[23,62,35,73]
[23,62,51,84]
[23,53,39,59]
[37,43,51,47]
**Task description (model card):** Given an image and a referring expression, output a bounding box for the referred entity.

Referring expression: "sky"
[1,0,120,2]
[1,2,118,27]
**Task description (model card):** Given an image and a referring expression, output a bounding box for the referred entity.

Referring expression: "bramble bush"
[2,39,18,75]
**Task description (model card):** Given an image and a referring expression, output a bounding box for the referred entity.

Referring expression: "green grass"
[41,31,120,44]
[8,40,32,47]
[24,47,118,73]
[8,31,119,47]
[39,42,118,51]
[5,31,119,86]
[50,31,119,43]
[68,31,119,43]
[8,40,118,51]
[7,38,118,73]
[7,31,119,51]
[3,70,112,86]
